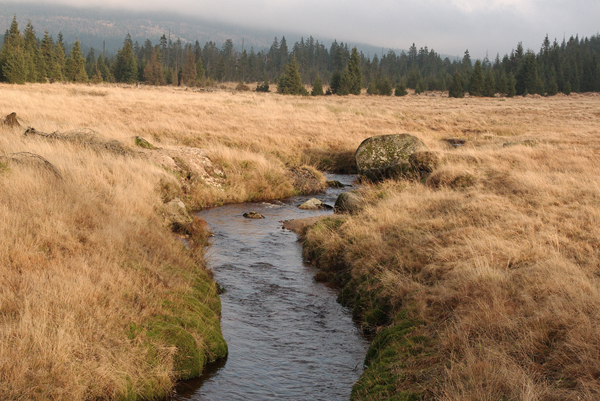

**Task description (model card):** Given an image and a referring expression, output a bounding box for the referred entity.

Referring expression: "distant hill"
[0,2,418,58]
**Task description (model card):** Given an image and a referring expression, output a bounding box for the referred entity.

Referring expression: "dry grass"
[301,94,600,399]
[1,82,599,399]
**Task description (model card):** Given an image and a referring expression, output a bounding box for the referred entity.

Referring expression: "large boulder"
[355,134,427,180]
[334,191,361,214]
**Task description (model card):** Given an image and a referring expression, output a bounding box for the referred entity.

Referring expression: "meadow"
[0,82,599,400]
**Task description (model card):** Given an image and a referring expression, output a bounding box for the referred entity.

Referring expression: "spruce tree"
[497,70,508,95]
[483,68,495,97]
[506,73,517,97]
[3,47,26,84]
[196,56,205,85]
[311,76,323,96]
[97,55,109,82]
[338,47,362,95]
[53,34,66,81]
[449,71,464,98]
[547,75,558,96]
[0,15,25,83]
[112,35,138,84]
[516,52,540,95]
[469,60,484,96]
[329,72,341,94]
[394,81,408,96]
[277,56,307,95]
[375,77,392,95]
[64,40,88,82]
[85,48,98,79]
[24,21,45,82]
[40,31,56,81]
[144,48,165,85]
[181,51,197,86]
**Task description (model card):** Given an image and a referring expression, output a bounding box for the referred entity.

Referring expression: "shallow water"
[174,175,368,401]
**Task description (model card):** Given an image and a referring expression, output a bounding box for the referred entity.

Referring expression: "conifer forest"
[1,15,599,97]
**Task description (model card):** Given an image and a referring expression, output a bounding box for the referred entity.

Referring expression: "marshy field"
[1,83,599,400]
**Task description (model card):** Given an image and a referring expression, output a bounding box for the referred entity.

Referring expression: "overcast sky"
[14,0,600,58]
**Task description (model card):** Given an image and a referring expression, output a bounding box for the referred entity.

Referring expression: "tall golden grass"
[1,82,599,399]
[301,93,600,399]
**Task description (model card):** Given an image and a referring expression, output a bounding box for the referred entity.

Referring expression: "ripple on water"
[174,175,366,401]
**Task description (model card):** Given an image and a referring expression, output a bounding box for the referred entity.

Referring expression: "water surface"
[175,175,367,401]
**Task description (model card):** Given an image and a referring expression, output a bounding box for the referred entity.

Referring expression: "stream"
[174,175,368,401]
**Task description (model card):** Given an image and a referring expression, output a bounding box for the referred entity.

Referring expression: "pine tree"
[394,81,408,96]
[196,56,205,85]
[97,55,109,82]
[180,51,197,86]
[469,60,484,96]
[40,31,56,81]
[483,68,495,97]
[4,47,26,84]
[506,73,517,97]
[256,79,270,92]
[516,52,540,95]
[143,48,165,85]
[497,70,508,95]
[85,48,98,79]
[23,21,44,82]
[311,76,323,96]
[53,33,66,81]
[113,34,138,84]
[329,72,341,94]
[547,75,558,96]
[449,71,464,98]
[0,15,25,83]
[277,56,307,95]
[338,47,362,95]
[64,40,88,82]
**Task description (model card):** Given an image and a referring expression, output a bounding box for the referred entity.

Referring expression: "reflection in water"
[174,175,368,401]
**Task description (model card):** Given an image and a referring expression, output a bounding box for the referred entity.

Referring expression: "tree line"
[1,15,599,97]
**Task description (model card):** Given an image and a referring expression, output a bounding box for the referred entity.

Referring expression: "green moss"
[127,267,227,387]
[352,314,432,401]
[135,136,155,149]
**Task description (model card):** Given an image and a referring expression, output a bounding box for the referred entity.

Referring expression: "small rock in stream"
[298,198,333,210]
[243,211,265,219]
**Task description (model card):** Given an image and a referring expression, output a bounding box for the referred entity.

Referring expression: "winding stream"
[174,175,368,401]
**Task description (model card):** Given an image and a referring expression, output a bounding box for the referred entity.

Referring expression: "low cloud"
[10,0,600,58]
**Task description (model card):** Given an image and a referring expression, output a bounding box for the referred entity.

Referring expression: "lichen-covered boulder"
[355,134,427,180]
[409,151,440,177]
[334,191,361,214]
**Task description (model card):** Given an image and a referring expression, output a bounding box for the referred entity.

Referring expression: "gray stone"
[326,180,346,188]
[334,192,361,214]
[298,198,333,210]
[355,134,427,180]
[164,197,192,230]
[243,211,265,219]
